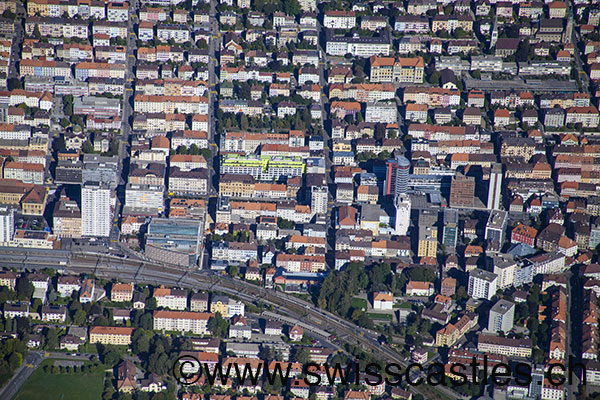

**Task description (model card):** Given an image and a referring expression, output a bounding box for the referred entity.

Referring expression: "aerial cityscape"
[0,0,599,399]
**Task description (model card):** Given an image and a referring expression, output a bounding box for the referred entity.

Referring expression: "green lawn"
[351,297,368,310]
[15,359,105,400]
[366,313,393,321]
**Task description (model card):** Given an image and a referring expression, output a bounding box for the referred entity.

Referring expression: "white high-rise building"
[81,182,112,237]
[491,253,517,289]
[487,163,503,210]
[488,299,515,333]
[394,195,411,235]
[311,186,328,215]
[468,268,498,300]
[0,206,15,242]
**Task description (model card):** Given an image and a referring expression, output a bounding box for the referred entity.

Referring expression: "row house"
[95,46,127,63]
[27,0,106,19]
[490,91,535,108]
[87,116,121,130]
[157,24,190,43]
[329,83,395,103]
[75,62,126,81]
[408,124,476,141]
[219,100,264,116]
[171,130,209,150]
[403,87,461,107]
[19,60,71,79]
[276,254,326,273]
[323,11,356,29]
[57,44,94,62]
[134,113,185,133]
[394,15,429,33]
[330,101,361,119]
[539,92,591,108]
[25,17,88,39]
[565,107,600,128]
[505,162,552,180]
[212,241,259,263]
[168,167,208,196]
[22,41,55,60]
[447,39,478,55]
[219,66,274,83]
[431,14,474,32]
[2,90,53,111]
[361,16,387,31]
[159,46,186,63]
[135,95,208,115]
[140,7,168,22]
[450,153,497,169]
[292,50,319,67]
[93,21,127,39]
[3,162,44,184]
[0,124,32,141]
[398,36,424,54]
[88,77,125,96]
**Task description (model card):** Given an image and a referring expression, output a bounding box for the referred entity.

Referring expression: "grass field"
[351,297,368,310]
[366,313,393,321]
[15,359,105,400]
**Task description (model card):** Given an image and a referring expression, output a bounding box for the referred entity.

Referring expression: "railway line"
[0,247,462,399]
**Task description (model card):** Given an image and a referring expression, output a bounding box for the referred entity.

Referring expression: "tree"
[277,217,294,229]
[44,328,59,350]
[63,95,74,116]
[131,329,151,355]
[2,10,16,20]
[283,0,301,15]
[375,124,386,140]
[81,141,94,154]
[72,309,87,326]
[15,277,34,301]
[7,78,21,91]
[228,265,238,277]
[293,347,310,363]
[428,71,441,85]
[240,114,249,131]
[238,82,251,100]
[207,313,229,337]
[146,297,157,311]
[139,312,153,330]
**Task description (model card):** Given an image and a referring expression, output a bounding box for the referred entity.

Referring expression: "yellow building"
[111,283,134,302]
[210,296,229,317]
[89,326,134,346]
[369,56,424,83]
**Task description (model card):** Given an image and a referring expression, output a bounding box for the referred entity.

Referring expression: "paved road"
[0,351,44,400]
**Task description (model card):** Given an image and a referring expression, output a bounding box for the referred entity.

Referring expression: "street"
[0,351,44,400]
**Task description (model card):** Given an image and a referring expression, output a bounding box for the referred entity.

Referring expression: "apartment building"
[89,326,134,346]
[323,11,356,29]
[477,334,533,358]
[369,56,424,83]
[152,310,213,335]
[153,286,188,310]
[111,283,134,302]
[468,268,498,300]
